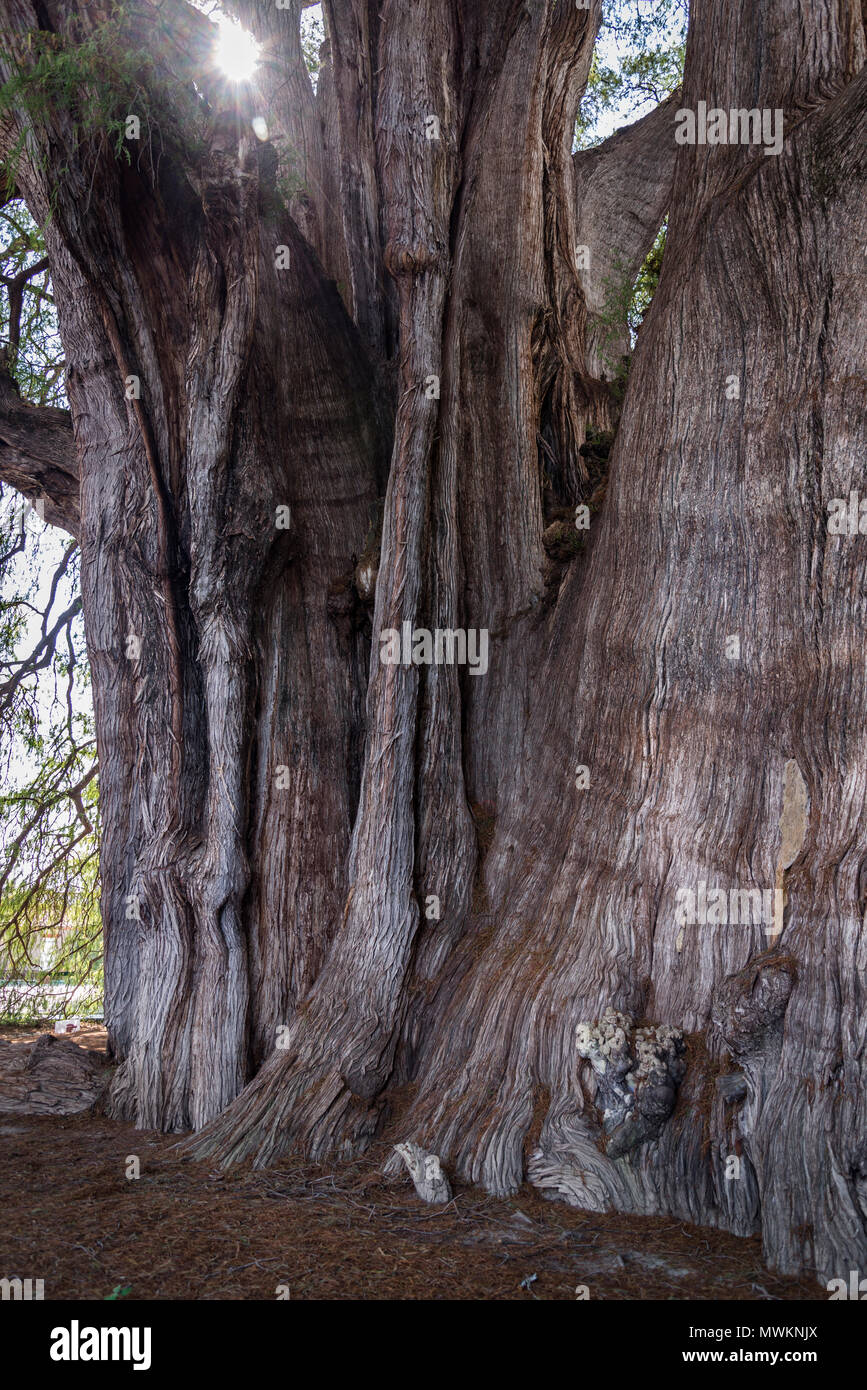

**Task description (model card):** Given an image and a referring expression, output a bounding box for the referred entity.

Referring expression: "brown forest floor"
[0,1026,823,1301]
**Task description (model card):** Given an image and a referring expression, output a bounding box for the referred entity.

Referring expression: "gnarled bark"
[2,0,866,1287]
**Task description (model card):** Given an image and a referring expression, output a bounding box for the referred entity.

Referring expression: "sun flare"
[214,15,260,83]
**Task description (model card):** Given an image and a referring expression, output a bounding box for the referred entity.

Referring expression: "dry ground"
[0,1026,823,1300]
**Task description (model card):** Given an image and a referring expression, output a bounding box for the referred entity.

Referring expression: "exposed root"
[180,1019,384,1168]
[393,1141,452,1203]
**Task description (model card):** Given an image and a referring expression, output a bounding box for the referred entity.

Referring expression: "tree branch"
[2,253,49,350]
[0,348,79,534]
[573,89,682,375]
[0,593,82,715]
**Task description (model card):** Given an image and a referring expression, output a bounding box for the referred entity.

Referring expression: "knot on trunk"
[351,498,384,606]
[576,1007,686,1159]
[711,951,797,1057]
[384,240,441,278]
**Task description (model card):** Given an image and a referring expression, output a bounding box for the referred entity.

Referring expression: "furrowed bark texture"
[1,0,384,1127]
[2,0,866,1285]
[391,0,867,1284]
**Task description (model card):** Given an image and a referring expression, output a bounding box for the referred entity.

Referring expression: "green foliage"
[0,505,100,1022]
[0,2,212,199]
[594,225,666,375]
[575,0,686,150]
[0,203,63,404]
[628,222,666,338]
[596,253,634,368]
[0,6,143,181]
[573,4,682,370]
[0,202,99,1025]
[300,5,326,87]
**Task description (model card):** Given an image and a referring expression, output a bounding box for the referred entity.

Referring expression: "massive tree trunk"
[1,0,865,1284]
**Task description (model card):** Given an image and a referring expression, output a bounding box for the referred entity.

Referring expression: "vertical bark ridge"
[186,0,470,1160]
[1,0,385,1130]
[322,0,394,359]
[444,0,600,808]
[397,49,867,1283]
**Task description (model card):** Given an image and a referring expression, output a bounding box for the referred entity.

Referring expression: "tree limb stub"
[0,350,78,535]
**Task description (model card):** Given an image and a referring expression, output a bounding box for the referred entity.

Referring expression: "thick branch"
[0,351,79,535]
[573,89,682,374]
